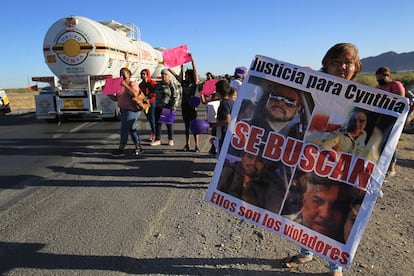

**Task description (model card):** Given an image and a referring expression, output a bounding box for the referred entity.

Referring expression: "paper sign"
[200,79,219,95]
[205,54,409,269]
[102,77,122,95]
[162,45,191,68]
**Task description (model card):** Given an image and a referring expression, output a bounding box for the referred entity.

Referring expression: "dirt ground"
[5,91,414,275]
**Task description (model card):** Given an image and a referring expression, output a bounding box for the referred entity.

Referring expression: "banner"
[205,55,409,268]
[200,79,219,95]
[102,77,122,95]
[162,45,192,68]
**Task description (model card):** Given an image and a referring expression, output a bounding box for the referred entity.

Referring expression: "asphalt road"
[0,108,216,275]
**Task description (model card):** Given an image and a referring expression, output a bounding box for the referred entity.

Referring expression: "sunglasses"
[268,93,298,107]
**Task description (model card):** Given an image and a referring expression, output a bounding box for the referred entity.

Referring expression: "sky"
[1,0,413,88]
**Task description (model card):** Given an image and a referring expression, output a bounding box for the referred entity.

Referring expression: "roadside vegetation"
[3,71,414,111]
[355,71,414,90]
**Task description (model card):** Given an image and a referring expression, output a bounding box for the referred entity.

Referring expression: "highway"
[0,108,218,275]
[1,108,412,275]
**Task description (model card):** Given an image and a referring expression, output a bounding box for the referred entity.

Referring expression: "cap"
[235,66,247,78]
[161,68,169,75]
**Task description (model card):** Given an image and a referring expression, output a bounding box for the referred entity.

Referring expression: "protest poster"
[162,44,192,68]
[200,79,219,95]
[102,77,122,95]
[205,54,409,268]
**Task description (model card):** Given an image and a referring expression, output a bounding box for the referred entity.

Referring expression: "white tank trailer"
[33,16,165,120]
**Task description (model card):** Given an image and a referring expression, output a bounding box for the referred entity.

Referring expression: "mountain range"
[361,51,414,73]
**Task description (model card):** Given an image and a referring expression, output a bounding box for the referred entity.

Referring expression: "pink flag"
[102,77,123,95]
[200,79,219,95]
[162,45,191,68]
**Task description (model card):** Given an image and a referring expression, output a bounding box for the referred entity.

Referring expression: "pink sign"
[200,79,218,95]
[162,45,191,68]
[102,77,122,95]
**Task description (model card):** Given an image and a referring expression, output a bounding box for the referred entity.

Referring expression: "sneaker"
[183,145,190,152]
[145,134,156,142]
[150,140,161,146]
[112,149,124,155]
[194,146,200,153]
[134,146,143,155]
[168,140,174,146]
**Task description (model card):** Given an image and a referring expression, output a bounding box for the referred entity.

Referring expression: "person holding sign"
[107,68,143,156]
[139,68,157,142]
[151,69,180,146]
[168,53,200,152]
[283,43,362,276]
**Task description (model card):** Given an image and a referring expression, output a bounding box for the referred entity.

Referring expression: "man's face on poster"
[265,85,301,122]
[241,153,266,178]
[347,111,367,136]
[301,182,347,240]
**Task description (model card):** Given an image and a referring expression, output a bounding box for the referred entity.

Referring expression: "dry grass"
[5,89,36,110]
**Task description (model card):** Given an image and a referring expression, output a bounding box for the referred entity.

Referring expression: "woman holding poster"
[283,43,362,276]
[107,68,143,156]
[168,53,200,152]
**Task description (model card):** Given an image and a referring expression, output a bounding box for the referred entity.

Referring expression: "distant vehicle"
[32,16,167,121]
[0,89,11,115]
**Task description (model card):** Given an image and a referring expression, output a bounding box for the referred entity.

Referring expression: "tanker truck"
[33,16,166,121]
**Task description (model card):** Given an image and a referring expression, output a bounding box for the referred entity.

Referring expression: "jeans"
[182,105,197,136]
[155,106,174,141]
[120,109,141,146]
[145,102,156,135]
[300,247,342,273]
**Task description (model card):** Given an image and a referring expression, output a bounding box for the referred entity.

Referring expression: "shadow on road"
[0,241,318,275]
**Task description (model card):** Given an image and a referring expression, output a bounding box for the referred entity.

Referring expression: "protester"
[200,72,217,104]
[229,87,237,102]
[168,53,200,152]
[107,68,143,156]
[283,42,362,276]
[206,72,215,80]
[375,66,406,176]
[209,80,233,153]
[230,66,247,91]
[206,92,220,155]
[150,69,180,146]
[139,68,157,142]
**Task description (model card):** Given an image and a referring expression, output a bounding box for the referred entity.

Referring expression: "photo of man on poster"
[248,76,313,140]
[219,76,314,214]
[282,171,366,243]
[217,147,286,213]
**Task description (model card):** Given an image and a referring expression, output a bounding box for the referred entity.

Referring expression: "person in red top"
[107,67,143,156]
[375,66,406,176]
[139,68,157,142]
